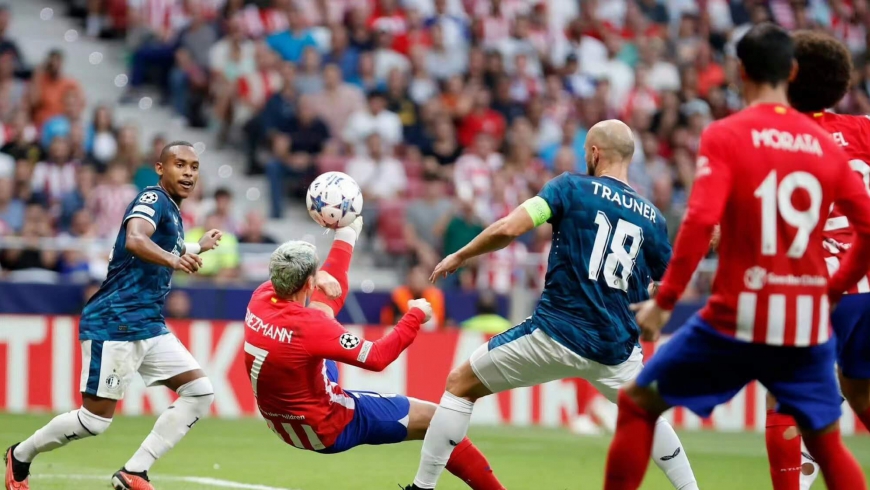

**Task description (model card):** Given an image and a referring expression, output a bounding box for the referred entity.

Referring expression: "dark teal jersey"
[79,186,184,341]
[533,173,671,365]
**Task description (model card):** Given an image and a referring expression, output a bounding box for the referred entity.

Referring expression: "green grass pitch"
[3,413,870,489]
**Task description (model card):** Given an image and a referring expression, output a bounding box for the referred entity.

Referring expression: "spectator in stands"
[404,173,452,270]
[0,4,26,78]
[454,131,502,220]
[385,69,418,131]
[296,46,324,95]
[349,51,380,93]
[40,89,85,151]
[0,51,24,120]
[31,49,84,128]
[540,118,586,170]
[89,163,138,238]
[244,59,296,174]
[57,208,101,281]
[408,50,438,104]
[422,115,462,174]
[59,164,95,232]
[381,265,445,330]
[461,291,510,333]
[457,87,505,148]
[425,24,467,81]
[491,75,525,124]
[187,213,241,283]
[310,63,365,146]
[31,136,78,205]
[132,133,162,190]
[343,90,402,156]
[210,16,257,145]
[0,203,58,272]
[205,187,240,235]
[345,132,407,232]
[1,110,40,164]
[324,25,360,82]
[238,209,277,245]
[165,290,192,319]
[424,0,468,51]
[373,28,410,81]
[0,175,23,234]
[437,197,484,277]
[265,134,306,218]
[168,2,218,123]
[267,7,317,63]
[86,105,118,168]
[651,176,681,243]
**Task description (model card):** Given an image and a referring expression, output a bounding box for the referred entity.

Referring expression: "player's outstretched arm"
[186,229,223,255]
[431,204,536,281]
[305,301,432,372]
[126,218,202,273]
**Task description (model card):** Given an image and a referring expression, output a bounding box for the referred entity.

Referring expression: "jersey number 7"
[588,211,644,292]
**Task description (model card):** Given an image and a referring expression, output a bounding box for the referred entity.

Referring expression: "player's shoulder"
[132,186,174,209]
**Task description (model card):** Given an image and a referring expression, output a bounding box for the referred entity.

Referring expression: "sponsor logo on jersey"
[751,129,823,156]
[744,266,767,291]
[339,333,361,349]
[139,191,159,204]
[744,266,827,291]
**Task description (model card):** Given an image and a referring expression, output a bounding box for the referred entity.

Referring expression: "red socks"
[857,406,870,432]
[310,240,353,315]
[445,438,505,490]
[765,410,802,490]
[803,427,867,490]
[603,390,658,490]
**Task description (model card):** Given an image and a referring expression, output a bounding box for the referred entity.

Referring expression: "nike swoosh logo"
[660,447,681,461]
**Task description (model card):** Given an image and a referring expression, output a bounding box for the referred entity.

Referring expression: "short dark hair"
[214,187,232,199]
[159,140,194,162]
[788,30,853,112]
[736,22,794,86]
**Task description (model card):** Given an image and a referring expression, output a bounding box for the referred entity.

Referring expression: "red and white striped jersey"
[477,241,528,294]
[244,282,423,451]
[236,70,282,108]
[656,104,870,347]
[811,112,870,295]
[237,5,288,39]
[90,183,140,238]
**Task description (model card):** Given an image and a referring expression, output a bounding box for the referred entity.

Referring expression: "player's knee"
[77,407,112,437]
[176,377,215,416]
[840,377,870,413]
[444,363,487,402]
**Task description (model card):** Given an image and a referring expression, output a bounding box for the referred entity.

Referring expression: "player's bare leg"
[404,398,504,490]
[114,369,214,490]
[839,371,870,431]
[5,394,115,490]
[764,393,819,490]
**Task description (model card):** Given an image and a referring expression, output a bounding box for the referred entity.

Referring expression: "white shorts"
[470,327,643,402]
[80,333,201,400]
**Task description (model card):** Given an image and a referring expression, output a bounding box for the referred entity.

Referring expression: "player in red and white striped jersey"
[761,30,870,490]
[243,220,504,490]
[603,23,870,490]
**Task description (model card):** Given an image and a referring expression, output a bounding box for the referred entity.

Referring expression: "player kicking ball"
[762,30,870,490]
[405,119,699,490]
[602,23,870,490]
[4,141,221,490]
[243,217,505,490]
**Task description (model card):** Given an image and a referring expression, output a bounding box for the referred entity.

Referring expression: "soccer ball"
[306,172,363,229]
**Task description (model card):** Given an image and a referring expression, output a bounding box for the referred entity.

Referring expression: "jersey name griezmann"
[245,309,293,343]
[591,181,657,223]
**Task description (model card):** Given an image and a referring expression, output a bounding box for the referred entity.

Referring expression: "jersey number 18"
[588,211,643,292]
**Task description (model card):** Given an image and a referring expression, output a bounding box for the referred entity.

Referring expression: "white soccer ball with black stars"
[306,172,364,229]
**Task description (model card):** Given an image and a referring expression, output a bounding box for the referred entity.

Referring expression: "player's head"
[269,240,319,302]
[584,119,635,176]
[788,30,853,113]
[156,141,199,201]
[735,23,796,99]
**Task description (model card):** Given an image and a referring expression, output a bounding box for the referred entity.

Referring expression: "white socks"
[124,378,214,473]
[14,408,112,463]
[413,392,474,489]
[800,441,820,490]
[651,417,699,490]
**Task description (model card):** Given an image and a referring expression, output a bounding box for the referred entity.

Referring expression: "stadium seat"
[377,199,408,255]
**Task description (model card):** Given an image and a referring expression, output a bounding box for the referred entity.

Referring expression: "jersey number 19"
[588,211,643,291]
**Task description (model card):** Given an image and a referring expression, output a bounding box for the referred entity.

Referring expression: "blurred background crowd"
[1,0,870,326]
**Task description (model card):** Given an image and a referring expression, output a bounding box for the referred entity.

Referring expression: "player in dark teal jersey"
[5,142,222,490]
[406,120,699,490]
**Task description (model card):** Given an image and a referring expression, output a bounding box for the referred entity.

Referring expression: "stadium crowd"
[2,0,870,297]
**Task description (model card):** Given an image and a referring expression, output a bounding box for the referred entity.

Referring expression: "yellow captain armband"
[521,196,552,227]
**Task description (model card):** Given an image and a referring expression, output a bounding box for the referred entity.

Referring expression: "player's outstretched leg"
[765,408,803,489]
[802,423,867,490]
[410,361,494,490]
[309,217,362,317]
[841,374,870,432]
[403,399,504,490]
[6,396,114,490]
[649,417,698,490]
[114,371,214,490]
[604,385,669,490]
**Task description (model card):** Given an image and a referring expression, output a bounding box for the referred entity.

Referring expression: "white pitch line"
[32,473,301,490]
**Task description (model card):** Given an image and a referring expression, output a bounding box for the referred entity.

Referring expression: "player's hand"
[430,253,465,282]
[631,299,671,342]
[315,270,342,299]
[408,298,434,323]
[199,229,223,252]
[173,253,202,274]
